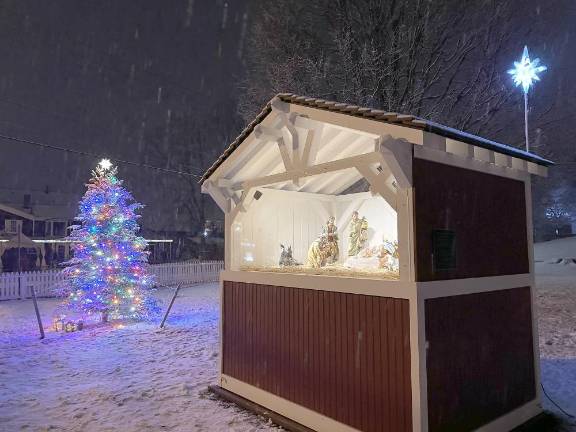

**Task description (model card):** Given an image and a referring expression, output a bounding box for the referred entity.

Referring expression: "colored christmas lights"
[57,160,159,322]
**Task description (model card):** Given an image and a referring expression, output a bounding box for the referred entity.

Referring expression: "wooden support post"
[160,284,182,329]
[355,164,397,210]
[30,285,45,339]
[379,136,413,189]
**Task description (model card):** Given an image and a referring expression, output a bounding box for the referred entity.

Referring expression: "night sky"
[0,0,574,235]
[0,0,247,232]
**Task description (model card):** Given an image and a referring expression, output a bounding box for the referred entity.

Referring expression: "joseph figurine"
[348,211,368,256]
[323,216,339,264]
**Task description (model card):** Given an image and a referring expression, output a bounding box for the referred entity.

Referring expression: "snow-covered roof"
[0,203,35,220]
[0,202,74,221]
[200,93,553,184]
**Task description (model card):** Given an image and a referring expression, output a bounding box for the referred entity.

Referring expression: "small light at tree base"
[508,46,547,94]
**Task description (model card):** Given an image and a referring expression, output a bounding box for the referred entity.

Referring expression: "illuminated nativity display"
[202,94,553,432]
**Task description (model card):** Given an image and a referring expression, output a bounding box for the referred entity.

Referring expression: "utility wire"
[0,133,204,178]
[541,383,575,419]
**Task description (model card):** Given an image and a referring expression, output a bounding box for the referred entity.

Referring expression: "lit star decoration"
[57,161,159,322]
[98,158,113,171]
[508,46,547,94]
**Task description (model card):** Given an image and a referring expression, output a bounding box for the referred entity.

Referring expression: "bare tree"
[240,0,525,138]
[240,0,576,240]
[144,103,241,258]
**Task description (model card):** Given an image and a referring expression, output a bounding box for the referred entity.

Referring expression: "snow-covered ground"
[0,285,278,432]
[0,238,575,431]
[535,237,576,430]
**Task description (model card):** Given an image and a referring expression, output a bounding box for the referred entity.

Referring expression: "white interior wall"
[231,188,397,269]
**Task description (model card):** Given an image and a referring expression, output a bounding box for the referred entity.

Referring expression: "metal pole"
[30,285,45,339]
[17,226,21,297]
[160,284,181,328]
[524,91,529,152]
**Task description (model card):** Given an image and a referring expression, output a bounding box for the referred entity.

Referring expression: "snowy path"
[0,285,279,432]
[1,254,576,431]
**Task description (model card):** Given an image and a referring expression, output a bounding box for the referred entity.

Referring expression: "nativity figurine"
[322,216,339,264]
[348,211,368,256]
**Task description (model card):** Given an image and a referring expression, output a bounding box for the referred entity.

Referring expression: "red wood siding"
[425,287,536,432]
[222,281,412,432]
[413,158,529,281]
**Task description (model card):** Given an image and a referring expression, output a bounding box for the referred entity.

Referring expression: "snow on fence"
[0,261,224,301]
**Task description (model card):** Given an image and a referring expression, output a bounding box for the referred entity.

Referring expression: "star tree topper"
[98,158,113,171]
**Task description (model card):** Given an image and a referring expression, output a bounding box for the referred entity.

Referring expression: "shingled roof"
[199,93,554,184]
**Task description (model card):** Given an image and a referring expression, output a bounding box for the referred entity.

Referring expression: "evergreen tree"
[60,160,158,321]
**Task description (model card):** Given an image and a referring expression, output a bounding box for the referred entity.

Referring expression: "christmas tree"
[59,159,158,321]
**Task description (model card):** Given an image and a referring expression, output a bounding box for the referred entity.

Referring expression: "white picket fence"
[0,261,224,301]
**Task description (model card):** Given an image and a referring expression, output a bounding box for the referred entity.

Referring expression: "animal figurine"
[279,244,299,267]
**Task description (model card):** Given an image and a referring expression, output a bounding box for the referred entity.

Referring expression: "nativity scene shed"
[201,93,552,432]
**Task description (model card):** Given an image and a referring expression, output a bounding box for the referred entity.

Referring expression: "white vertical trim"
[379,136,413,188]
[224,213,231,270]
[219,277,224,379]
[410,295,427,432]
[524,177,542,403]
[417,294,429,432]
[397,188,416,282]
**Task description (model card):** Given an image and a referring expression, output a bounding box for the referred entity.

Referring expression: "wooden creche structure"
[201,93,553,432]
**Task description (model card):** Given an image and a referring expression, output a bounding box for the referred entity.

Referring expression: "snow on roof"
[0,203,35,220]
[200,93,554,184]
[0,202,75,221]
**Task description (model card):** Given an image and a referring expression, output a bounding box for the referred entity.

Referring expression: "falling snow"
[1,239,576,431]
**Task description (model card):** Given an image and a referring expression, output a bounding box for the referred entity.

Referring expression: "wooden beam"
[512,157,528,171]
[216,178,233,188]
[209,111,283,181]
[474,146,496,164]
[414,145,529,182]
[423,132,446,151]
[254,124,283,141]
[291,109,388,140]
[356,165,397,210]
[300,128,316,169]
[324,170,363,195]
[298,134,365,193]
[280,114,300,168]
[277,137,294,172]
[255,125,345,190]
[233,152,382,191]
[270,96,290,114]
[446,138,474,159]
[229,188,251,222]
[202,181,231,213]
[379,136,413,188]
[494,152,513,168]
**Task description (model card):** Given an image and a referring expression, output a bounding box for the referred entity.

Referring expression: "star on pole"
[507,46,547,152]
[508,46,547,94]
